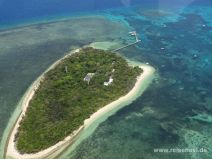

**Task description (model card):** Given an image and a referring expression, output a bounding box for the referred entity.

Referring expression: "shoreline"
[5,48,80,159]
[5,48,155,159]
[53,63,156,159]
[84,64,155,128]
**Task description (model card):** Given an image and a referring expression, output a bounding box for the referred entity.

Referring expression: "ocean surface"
[0,0,212,159]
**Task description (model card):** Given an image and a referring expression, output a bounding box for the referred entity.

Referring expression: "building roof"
[84,73,95,82]
[104,76,113,86]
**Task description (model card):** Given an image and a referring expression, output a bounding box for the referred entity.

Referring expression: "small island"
[14,47,143,154]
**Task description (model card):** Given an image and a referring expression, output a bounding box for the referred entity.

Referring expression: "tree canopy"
[16,47,143,153]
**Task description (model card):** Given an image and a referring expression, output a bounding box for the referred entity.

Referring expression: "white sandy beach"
[5,48,155,159]
[83,64,155,128]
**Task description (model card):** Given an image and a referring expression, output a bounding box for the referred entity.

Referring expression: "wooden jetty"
[113,31,141,52]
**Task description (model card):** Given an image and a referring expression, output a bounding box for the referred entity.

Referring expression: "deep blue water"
[0,0,142,26]
[0,0,212,159]
[0,0,211,28]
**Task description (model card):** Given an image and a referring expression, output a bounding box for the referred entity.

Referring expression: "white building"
[104,76,113,86]
[83,73,95,84]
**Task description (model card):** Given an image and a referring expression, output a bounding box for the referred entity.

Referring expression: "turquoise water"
[0,14,132,158]
[60,3,212,159]
[0,1,212,159]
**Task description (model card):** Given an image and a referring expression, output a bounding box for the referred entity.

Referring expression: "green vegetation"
[16,47,142,153]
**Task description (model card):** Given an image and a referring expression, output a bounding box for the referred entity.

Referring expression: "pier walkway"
[112,31,141,52]
[113,40,141,52]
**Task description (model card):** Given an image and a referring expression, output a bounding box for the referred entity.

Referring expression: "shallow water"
[59,3,212,159]
[0,1,212,159]
[0,16,131,158]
